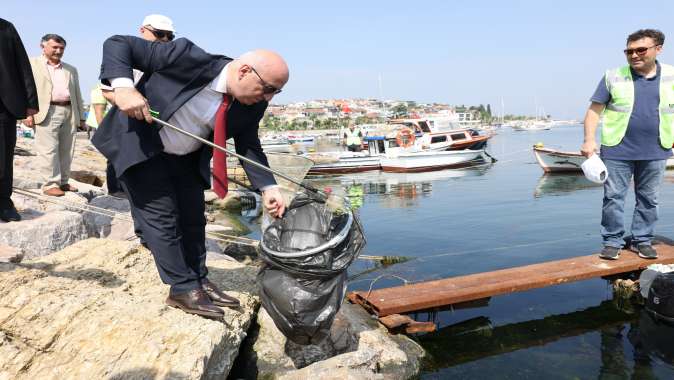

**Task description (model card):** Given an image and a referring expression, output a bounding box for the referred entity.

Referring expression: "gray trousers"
[35,105,76,189]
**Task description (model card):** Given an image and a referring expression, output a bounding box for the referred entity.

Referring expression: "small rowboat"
[533,144,674,173]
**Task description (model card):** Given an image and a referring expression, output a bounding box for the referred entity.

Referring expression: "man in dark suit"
[94,35,287,318]
[0,18,38,222]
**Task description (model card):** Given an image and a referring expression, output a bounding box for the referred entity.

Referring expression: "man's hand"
[23,115,34,128]
[580,140,598,158]
[114,87,152,123]
[581,102,604,158]
[262,187,286,218]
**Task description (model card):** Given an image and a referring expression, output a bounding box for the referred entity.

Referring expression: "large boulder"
[0,239,260,380]
[82,195,135,240]
[253,303,425,380]
[0,210,87,260]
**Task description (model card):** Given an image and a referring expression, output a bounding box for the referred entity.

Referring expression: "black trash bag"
[646,272,674,323]
[258,268,347,345]
[258,190,365,344]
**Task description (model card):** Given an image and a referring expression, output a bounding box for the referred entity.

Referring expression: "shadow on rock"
[107,368,187,380]
[12,262,125,288]
[206,265,259,295]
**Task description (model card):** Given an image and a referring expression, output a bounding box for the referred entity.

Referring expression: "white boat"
[306,151,381,174]
[286,134,315,143]
[533,144,674,173]
[387,118,493,151]
[380,149,485,173]
[260,135,292,153]
[512,121,551,131]
[307,126,488,174]
[370,132,485,173]
[533,146,584,172]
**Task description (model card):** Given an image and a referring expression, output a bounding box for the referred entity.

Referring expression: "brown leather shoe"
[202,278,240,307]
[59,183,78,192]
[165,288,224,318]
[43,187,65,197]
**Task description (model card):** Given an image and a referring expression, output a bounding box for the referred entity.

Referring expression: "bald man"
[93,35,288,318]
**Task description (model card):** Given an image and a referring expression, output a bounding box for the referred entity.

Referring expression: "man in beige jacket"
[25,34,85,197]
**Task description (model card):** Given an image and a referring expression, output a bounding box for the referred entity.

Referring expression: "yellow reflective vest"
[602,63,674,148]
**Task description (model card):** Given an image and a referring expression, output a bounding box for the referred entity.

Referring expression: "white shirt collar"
[210,62,230,93]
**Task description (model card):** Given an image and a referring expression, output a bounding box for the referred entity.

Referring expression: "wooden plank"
[349,242,674,316]
[378,314,436,334]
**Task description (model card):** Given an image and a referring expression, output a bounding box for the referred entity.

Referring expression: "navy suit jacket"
[92,35,275,190]
[0,18,38,119]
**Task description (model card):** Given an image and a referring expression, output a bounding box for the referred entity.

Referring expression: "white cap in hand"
[581,154,608,184]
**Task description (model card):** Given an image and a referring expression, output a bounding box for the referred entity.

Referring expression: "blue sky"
[4,0,674,119]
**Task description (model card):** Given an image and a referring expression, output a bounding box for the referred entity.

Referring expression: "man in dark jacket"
[0,18,38,222]
[94,35,287,318]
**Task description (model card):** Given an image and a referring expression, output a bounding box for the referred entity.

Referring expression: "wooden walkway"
[348,243,674,317]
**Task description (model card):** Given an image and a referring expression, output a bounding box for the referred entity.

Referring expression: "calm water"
[297,125,674,379]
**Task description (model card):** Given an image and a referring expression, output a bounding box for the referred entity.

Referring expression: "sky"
[4,0,674,119]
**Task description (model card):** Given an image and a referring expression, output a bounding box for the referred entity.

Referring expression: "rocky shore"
[0,134,424,380]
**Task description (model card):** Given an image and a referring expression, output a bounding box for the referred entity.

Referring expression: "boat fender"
[396,128,416,148]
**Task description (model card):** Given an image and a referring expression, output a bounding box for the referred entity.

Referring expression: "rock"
[82,195,135,240]
[211,192,243,213]
[0,239,260,379]
[0,211,87,260]
[67,179,106,201]
[253,303,425,380]
[12,190,89,215]
[204,190,218,203]
[70,170,105,187]
[0,245,23,263]
[211,211,251,236]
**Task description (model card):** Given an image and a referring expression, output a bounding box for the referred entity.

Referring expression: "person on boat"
[343,121,363,152]
[580,29,673,260]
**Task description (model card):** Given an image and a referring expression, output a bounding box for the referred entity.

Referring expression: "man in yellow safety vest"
[581,29,674,260]
[343,121,363,152]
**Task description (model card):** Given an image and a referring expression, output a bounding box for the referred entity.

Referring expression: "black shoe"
[632,244,658,259]
[0,207,21,222]
[599,246,621,260]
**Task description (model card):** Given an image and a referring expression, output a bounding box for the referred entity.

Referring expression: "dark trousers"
[106,162,123,194]
[119,151,207,293]
[0,105,16,209]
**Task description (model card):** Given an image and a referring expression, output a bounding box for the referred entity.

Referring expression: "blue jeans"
[601,159,667,248]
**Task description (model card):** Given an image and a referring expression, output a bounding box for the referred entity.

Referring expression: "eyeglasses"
[145,27,174,41]
[250,66,282,95]
[623,45,658,56]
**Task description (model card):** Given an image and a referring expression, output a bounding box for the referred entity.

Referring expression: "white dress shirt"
[111,63,229,155]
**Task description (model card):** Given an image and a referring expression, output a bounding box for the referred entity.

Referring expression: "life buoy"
[396,128,416,148]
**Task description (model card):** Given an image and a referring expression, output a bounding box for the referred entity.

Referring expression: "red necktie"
[212,95,231,198]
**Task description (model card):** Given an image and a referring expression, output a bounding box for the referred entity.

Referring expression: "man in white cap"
[139,14,175,46]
